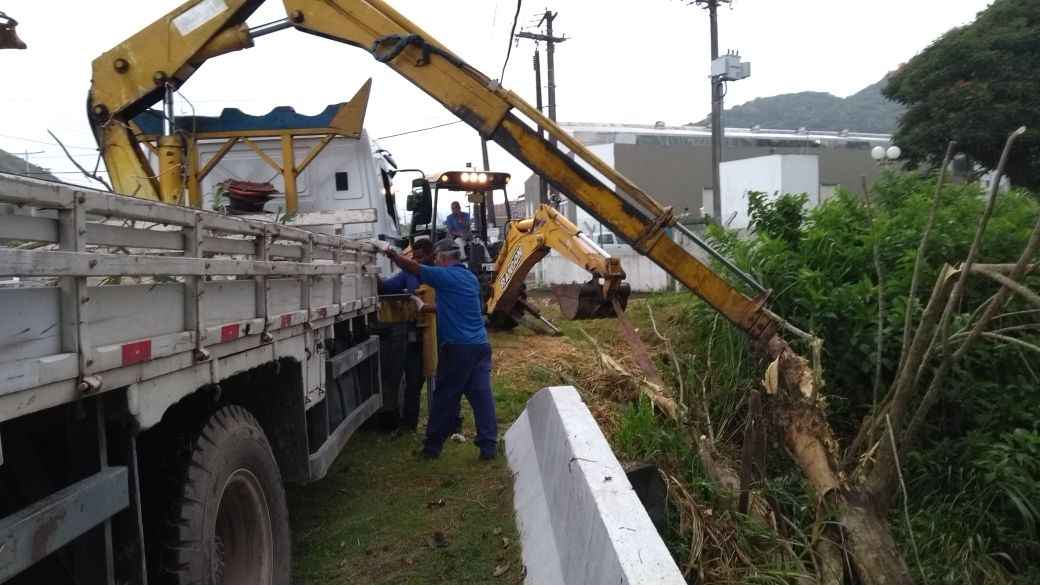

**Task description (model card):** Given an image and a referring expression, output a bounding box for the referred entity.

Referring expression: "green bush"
[703,172,1040,581]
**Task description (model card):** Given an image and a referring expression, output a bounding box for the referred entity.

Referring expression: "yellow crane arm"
[487,204,624,317]
[87,0,776,342]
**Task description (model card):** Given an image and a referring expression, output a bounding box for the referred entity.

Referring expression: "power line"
[0,133,98,151]
[376,120,464,140]
[19,170,110,175]
[499,0,523,81]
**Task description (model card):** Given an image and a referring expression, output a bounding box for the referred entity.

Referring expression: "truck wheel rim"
[214,468,274,585]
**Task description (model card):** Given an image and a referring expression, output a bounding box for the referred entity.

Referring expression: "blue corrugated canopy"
[133,104,346,135]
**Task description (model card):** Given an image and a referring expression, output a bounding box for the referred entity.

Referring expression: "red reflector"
[280,314,293,328]
[220,324,240,343]
[122,340,152,366]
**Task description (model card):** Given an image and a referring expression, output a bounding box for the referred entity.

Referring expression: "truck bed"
[0,172,380,430]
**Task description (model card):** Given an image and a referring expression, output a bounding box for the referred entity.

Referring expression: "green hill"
[703,78,904,133]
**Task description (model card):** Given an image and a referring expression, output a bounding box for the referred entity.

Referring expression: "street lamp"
[871,145,901,166]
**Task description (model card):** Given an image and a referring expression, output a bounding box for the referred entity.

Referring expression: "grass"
[283,294,735,584]
[286,326,557,585]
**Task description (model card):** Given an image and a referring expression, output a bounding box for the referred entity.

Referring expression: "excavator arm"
[87,0,777,344]
[487,204,628,322]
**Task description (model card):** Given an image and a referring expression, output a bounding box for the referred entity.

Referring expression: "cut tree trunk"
[781,408,913,585]
[771,339,914,585]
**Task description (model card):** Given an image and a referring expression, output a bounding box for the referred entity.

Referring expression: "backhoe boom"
[88,0,777,343]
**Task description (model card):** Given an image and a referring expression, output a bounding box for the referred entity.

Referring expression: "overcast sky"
[0,0,992,212]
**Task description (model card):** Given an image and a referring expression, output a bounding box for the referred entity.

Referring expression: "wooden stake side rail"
[0,173,382,426]
[0,214,369,261]
[0,173,377,251]
[0,249,379,277]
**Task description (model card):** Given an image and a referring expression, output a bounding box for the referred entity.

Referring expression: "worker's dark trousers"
[402,340,461,433]
[424,343,496,457]
[401,340,424,430]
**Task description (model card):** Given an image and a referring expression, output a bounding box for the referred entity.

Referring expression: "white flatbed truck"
[0,172,405,584]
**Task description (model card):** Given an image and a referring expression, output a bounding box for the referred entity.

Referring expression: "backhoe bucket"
[0,13,26,50]
[552,282,631,320]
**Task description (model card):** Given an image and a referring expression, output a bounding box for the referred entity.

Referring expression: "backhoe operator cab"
[406,170,512,256]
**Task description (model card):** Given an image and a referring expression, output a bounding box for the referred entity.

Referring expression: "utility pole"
[22,149,43,174]
[533,49,548,204]
[517,11,567,212]
[480,137,495,238]
[695,0,726,223]
[708,2,722,223]
[693,0,748,225]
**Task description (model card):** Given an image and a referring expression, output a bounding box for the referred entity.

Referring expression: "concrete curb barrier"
[505,386,686,585]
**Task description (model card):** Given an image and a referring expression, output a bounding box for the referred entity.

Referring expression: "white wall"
[534,244,672,292]
[531,228,712,293]
[780,155,822,204]
[719,154,819,229]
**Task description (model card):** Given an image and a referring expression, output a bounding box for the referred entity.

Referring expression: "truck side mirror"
[407,178,432,223]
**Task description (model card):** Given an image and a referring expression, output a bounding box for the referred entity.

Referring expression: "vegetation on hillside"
[701,78,904,133]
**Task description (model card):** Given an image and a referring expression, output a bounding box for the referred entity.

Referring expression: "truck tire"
[161,405,290,585]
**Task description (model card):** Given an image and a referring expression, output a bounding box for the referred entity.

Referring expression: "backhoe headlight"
[478,173,487,183]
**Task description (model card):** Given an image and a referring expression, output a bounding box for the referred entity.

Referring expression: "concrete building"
[518,122,891,292]
[719,154,821,229]
[522,122,892,222]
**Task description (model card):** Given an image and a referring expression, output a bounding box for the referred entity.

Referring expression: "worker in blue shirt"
[386,238,497,460]
[445,201,471,239]
[378,238,434,431]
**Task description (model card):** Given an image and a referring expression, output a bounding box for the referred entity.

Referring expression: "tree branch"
[861,175,886,409]
[844,264,958,468]
[885,415,928,585]
[896,142,956,376]
[47,130,112,191]
[870,127,1027,500]
[890,127,1025,435]
[647,302,685,409]
[969,266,1040,309]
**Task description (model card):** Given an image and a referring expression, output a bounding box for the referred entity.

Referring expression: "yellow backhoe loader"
[401,170,631,329]
[486,203,631,329]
